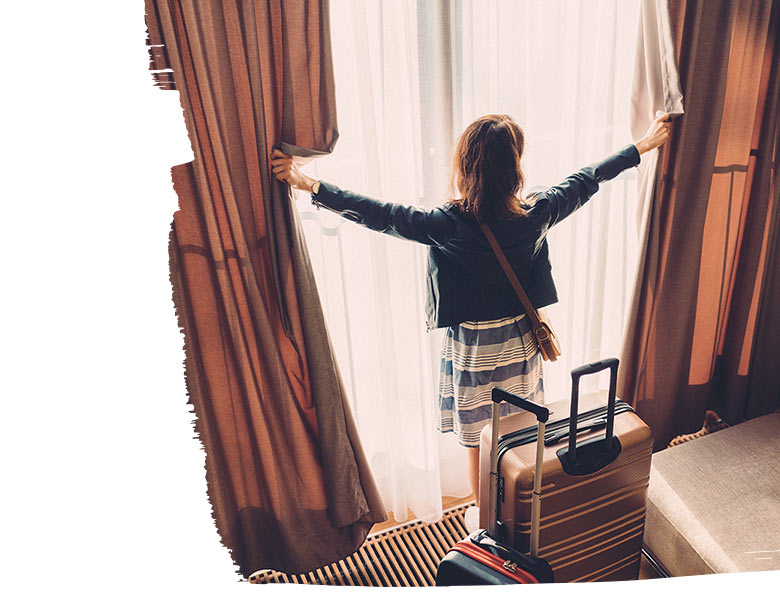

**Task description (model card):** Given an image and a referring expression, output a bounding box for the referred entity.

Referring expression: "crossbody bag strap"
[479,221,545,332]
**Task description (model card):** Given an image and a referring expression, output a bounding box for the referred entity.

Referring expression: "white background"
[1,1,775,598]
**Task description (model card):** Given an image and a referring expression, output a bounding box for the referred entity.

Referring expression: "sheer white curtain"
[296,0,641,522]
[298,0,457,524]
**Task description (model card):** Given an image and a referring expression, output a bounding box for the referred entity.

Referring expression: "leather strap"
[479,222,545,332]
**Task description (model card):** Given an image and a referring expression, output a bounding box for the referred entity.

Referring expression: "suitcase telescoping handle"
[566,358,619,468]
[489,389,549,559]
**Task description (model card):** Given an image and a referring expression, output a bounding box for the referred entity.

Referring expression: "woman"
[271,113,671,529]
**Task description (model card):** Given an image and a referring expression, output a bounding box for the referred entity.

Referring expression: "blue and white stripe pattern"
[437,314,544,447]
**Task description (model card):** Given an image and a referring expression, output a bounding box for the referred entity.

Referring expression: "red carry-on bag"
[435,390,554,585]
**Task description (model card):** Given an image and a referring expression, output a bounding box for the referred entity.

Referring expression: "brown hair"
[449,114,528,222]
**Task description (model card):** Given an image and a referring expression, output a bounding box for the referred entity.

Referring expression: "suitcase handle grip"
[571,358,619,380]
[568,358,619,464]
[491,388,550,423]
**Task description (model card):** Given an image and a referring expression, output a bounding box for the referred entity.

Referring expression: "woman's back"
[311,143,640,329]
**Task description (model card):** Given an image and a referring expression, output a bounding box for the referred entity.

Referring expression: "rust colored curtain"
[620,0,780,450]
[145,0,386,577]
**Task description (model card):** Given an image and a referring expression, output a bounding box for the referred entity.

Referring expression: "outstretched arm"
[538,113,672,227]
[269,149,455,246]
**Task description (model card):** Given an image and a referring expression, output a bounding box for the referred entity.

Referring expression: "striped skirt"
[437,313,544,448]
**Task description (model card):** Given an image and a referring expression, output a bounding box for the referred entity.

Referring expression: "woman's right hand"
[270,148,318,192]
[634,113,673,155]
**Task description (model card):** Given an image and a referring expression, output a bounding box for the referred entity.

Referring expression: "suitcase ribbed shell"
[479,391,653,582]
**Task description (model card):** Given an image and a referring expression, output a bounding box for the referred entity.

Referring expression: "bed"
[642,412,780,575]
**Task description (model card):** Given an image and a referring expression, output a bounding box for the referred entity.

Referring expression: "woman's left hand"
[634,113,673,155]
[270,148,317,192]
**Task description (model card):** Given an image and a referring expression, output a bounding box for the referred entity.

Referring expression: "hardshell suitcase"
[436,392,554,585]
[478,358,653,582]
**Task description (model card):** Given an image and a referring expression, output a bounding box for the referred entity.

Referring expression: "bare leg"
[467,446,481,507]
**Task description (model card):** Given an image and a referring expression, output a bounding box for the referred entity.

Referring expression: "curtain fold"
[619,0,780,450]
[146,0,386,577]
[629,0,685,236]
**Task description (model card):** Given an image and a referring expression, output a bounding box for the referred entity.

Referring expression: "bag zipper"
[495,401,634,499]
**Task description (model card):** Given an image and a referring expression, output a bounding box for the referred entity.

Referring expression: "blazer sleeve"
[535,144,640,228]
[309,181,457,246]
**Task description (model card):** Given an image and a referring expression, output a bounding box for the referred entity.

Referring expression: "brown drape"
[145,0,386,577]
[620,0,780,450]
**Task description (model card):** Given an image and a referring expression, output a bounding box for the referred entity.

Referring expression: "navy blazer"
[310,144,640,330]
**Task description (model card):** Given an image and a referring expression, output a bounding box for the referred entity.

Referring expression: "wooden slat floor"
[249,501,472,585]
